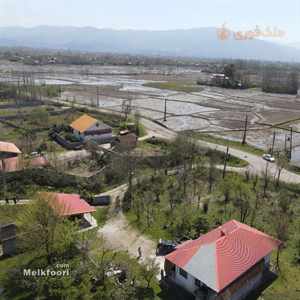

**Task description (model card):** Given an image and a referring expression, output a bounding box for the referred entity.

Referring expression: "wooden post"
[223,146,229,178]
[242,114,248,145]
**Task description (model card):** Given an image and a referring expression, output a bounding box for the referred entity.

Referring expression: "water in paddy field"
[291,147,300,167]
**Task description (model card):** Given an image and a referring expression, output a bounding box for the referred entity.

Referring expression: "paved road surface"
[46,97,300,184]
[141,118,300,184]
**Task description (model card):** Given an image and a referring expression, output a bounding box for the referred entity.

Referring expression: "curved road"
[141,118,300,184]
[47,97,300,184]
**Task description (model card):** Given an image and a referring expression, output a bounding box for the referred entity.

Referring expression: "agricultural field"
[1,61,299,160]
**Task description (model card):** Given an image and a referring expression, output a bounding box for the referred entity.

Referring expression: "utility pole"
[290,126,293,160]
[271,131,276,156]
[242,114,248,145]
[223,146,229,178]
[164,98,167,122]
[284,134,287,155]
[96,86,100,107]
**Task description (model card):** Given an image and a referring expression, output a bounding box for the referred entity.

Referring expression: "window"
[195,278,202,287]
[179,268,188,279]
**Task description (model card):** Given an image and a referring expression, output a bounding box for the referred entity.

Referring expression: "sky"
[0,0,299,43]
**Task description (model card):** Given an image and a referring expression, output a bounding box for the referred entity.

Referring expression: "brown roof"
[0,142,21,154]
[70,114,98,133]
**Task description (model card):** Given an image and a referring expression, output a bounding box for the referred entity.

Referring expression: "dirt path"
[97,183,164,275]
[98,213,164,273]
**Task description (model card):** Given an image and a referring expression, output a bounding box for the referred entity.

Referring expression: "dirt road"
[97,183,164,275]
[98,213,164,272]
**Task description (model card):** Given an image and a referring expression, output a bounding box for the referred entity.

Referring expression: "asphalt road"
[46,97,300,184]
[140,118,300,184]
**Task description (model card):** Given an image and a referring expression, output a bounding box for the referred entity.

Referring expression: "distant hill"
[289,42,300,50]
[0,26,300,62]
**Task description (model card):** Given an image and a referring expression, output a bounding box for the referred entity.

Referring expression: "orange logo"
[217,24,286,41]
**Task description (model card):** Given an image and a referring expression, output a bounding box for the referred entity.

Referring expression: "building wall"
[173,265,199,295]
[74,127,112,142]
[227,273,263,300]
[172,255,271,300]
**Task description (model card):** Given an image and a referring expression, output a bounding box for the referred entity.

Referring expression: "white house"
[70,114,112,143]
[164,220,282,300]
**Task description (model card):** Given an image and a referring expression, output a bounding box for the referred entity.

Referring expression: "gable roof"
[70,114,98,133]
[165,220,282,293]
[0,141,21,154]
[44,192,96,216]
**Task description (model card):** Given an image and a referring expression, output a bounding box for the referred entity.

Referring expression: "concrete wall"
[173,265,199,295]
[229,273,263,300]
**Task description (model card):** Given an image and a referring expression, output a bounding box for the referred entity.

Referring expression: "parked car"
[92,195,111,206]
[262,154,275,162]
[156,239,177,255]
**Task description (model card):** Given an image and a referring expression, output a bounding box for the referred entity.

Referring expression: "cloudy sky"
[0,0,299,43]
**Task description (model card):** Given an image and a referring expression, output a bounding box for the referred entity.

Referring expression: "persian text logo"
[217,23,286,41]
[23,263,70,277]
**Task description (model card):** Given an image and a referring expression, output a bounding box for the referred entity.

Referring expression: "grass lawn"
[138,139,249,168]
[143,81,202,93]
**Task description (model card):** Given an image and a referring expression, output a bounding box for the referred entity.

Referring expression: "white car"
[262,154,275,162]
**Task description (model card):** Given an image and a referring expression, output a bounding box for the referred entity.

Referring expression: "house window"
[195,278,202,287]
[179,268,188,279]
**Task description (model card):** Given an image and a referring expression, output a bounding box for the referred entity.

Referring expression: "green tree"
[18,193,78,264]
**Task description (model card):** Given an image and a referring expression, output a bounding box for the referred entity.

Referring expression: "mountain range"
[0,26,300,62]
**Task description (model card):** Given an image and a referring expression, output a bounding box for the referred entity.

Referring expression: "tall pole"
[164,98,167,122]
[271,131,276,156]
[284,134,287,154]
[223,146,229,179]
[242,114,248,145]
[97,86,100,107]
[290,127,293,160]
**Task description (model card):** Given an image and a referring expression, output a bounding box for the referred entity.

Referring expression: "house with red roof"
[164,220,282,300]
[43,192,97,229]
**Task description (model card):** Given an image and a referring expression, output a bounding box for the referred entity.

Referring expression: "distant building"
[0,141,48,172]
[210,74,229,86]
[0,141,21,172]
[117,130,138,150]
[70,114,112,143]
[164,220,282,300]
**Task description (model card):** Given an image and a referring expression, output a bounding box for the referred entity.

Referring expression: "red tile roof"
[165,220,282,292]
[44,193,96,217]
[0,141,21,154]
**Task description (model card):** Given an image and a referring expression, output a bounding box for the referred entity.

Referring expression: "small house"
[164,220,282,300]
[43,192,97,228]
[70,114,112,143]
[0,141,21,172]
[117,130,138,150]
